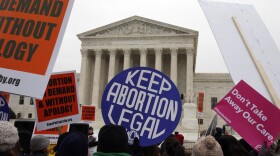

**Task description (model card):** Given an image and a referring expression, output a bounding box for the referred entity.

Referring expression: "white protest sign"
[199,0,280,105]
[0,0,74,99]
[33,124,69,144]
[35,71,80,131]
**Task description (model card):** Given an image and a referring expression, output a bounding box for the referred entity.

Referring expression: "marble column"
[182,48,196,132]
[79,49,92,105]
[92,49,102,106]
[170,48,178,86]
[123,49,131,70]
[108,49,116,82]
[140,49,147,67]
[115,53,120,75]
[186,48,194,103]
[130,53,134,68]
[155,48,162,71]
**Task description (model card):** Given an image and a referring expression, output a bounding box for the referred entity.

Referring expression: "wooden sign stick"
[232,16,280,108]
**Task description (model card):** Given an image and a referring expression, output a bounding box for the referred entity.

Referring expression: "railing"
[183,141,196,151]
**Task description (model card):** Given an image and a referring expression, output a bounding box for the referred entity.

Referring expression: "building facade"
[8,16,234,133]
[9,94,35,119]
[77,16,234,131]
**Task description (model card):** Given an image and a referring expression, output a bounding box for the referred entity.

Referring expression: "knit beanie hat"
[97,124,129,153]
[192,136,224,156]
[0,121,19,152]
[30,135,50,151]
[56,132,88,156]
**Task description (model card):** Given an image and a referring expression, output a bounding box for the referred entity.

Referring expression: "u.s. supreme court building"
[77,16,234,132]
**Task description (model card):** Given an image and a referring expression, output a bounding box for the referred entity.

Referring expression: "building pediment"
[78,16,198,38]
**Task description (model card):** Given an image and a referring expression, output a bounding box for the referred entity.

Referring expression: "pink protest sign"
[213,80,280,151]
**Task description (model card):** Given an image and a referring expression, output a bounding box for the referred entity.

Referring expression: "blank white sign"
[199,0,280,104]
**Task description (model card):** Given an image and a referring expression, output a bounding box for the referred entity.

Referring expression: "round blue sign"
[0,95,10,121]
[101,67,182,146]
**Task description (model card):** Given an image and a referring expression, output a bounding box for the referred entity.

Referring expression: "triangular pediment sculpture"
[78,16,197,37]
[87,20,189,36]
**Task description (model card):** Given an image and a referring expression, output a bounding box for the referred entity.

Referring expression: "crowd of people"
[1,120,280,156]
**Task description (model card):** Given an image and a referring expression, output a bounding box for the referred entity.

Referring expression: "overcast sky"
[53,0,280,73]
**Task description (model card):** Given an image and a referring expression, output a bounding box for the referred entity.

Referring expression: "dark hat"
[57,132,88,156]
[53,132,70,152]
[97,124,129,153]
[214,127,223,141]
